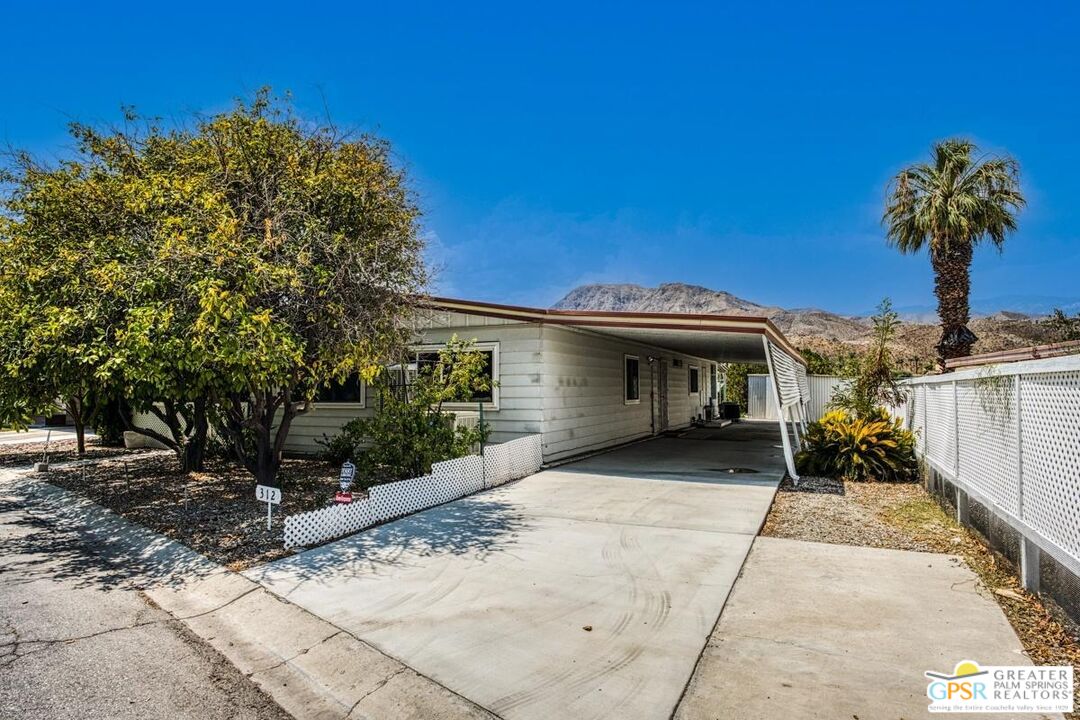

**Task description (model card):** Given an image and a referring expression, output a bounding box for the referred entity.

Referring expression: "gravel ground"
[763,474,1080,718]
[5,442,340,570]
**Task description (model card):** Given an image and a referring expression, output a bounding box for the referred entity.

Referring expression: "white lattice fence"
[901,356,1080,579]
[283,434,543,549]
[483,434,543,488]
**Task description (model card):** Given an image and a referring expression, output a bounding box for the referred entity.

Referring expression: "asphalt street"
[0,472,290,720]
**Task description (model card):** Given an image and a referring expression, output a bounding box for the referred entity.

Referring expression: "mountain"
[553,282,870,340]
[552,283,1057,369]
[553,283,782,316]
[891,295,1080,320]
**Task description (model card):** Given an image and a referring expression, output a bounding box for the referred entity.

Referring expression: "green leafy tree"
[74,117,237,469]
[2,90,427,483]
[0,153,130,454]
[182,92,428,487]
[884,139,1025,367]
[325,337,494,485]
[797,347,860,376]
[1,116,232,468]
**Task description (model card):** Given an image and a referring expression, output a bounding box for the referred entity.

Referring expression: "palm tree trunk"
[931,239,977,367]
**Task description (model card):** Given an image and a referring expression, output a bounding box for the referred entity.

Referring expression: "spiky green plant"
[796,409,918,482]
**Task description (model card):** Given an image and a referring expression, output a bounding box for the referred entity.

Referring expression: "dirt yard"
[0,438,138,468]
[764,475,1080,718]
[2,440,338,570]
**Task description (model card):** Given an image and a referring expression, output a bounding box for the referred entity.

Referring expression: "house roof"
[422,296,806,366]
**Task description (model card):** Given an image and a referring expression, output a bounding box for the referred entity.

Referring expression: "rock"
[994,587,1026,601]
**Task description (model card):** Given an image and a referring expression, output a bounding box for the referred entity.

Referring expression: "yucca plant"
[796,409,917,482]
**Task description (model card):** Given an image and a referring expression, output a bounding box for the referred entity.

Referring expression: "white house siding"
[746,373,848,421]
[283,382,377,455]
[413,314,544,445]
[283,311,543,455]
[540,325,713,462]
[283,310,715,462]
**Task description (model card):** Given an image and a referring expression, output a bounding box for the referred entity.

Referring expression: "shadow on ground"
[0,474,215,593]
[260,495,531,587]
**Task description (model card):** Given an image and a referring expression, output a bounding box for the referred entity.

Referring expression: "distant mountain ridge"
[552,282,1058,366]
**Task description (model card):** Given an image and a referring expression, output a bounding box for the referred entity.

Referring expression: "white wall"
[284,311,544,454]
[414,318,544,444]
[284,385,376,455]
[540,325,713,462]
[747,374,849,421]
[284,311,716,462]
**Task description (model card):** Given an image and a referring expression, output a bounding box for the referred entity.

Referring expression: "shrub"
[796,408,917,482]
[315,431,356,468]
[318,337,493,487]
[828,299,908,419]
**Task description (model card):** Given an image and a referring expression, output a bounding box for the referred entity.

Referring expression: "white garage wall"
[540,325,712,462]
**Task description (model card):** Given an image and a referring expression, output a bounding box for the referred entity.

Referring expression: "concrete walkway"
[247,422,785,720]
[675,537,1063,720]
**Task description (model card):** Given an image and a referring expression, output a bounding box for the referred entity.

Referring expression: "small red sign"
[334,491,353,504]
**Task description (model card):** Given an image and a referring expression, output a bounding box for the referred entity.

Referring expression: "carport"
[246,421,787,720]
[426,298,814,479]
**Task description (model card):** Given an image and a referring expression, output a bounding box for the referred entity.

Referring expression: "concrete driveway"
[247,422,785,720]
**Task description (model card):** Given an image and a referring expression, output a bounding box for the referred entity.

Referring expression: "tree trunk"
[220,385,301,488]
[75,419,85,455]
[128,398,211,473]
[64,396,87,456]
[182,397,209,472]
[931,239,977,369]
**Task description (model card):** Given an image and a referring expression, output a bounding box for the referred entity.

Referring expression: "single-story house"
[286,297,812,478]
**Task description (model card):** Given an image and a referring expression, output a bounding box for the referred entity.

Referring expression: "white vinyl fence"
[898,355,1080,585]
[747,374,849,422]
[282,434,543,550]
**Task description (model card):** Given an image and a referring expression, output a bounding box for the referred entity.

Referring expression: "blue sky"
[5,2,1080,314]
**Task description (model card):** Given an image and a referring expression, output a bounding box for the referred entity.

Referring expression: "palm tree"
[884,139,1024,368]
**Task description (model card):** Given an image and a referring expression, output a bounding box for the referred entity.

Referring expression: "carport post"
[762,337,800,484]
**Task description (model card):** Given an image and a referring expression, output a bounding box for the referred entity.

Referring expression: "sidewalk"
[675,537,1064,720]
[0,427,97,446]
[0,471,493,720]
[0,471,287,720]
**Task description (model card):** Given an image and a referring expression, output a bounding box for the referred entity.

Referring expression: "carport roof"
[423,297,805,366]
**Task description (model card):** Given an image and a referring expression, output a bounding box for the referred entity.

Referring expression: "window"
[624,355,640,404]
[688,365,700,394]
[413,343,498,407]
[316,374,365,405]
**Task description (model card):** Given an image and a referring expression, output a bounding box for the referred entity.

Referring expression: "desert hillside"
[553,283,1055,371]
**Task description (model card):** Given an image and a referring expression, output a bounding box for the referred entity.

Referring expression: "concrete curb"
[1,471,498,720]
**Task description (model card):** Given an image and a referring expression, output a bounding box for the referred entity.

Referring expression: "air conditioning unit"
[452,411,483,454]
